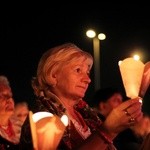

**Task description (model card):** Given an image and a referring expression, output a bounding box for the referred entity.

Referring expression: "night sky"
[1,3,150,113]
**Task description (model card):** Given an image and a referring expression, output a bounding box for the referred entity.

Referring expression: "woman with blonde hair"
[19,43,143,150]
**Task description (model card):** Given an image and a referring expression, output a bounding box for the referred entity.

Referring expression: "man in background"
[91,87,123,121]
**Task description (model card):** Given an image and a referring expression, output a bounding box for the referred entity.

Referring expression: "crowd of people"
[0,42,150,150]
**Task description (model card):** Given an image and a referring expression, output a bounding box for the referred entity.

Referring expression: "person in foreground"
[19,43,143,150]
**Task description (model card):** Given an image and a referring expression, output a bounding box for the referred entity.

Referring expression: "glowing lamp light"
[86,29,106,90]
[86,30,96,38]
[98,33,106,40]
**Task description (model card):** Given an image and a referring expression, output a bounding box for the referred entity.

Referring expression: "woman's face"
[0,86,14,116]
[54,57,92,100]
[14,104,29,123]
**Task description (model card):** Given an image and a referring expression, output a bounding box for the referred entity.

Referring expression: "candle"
[118,57,144,98]
[29,111,68,150]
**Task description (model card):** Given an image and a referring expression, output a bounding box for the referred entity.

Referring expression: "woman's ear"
[51,73,57,86]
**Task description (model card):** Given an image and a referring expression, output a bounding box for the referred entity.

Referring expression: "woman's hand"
[102,97,143,139]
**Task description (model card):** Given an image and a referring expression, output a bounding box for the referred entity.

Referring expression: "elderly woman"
[19,43,143,150]
[0,76,22,149]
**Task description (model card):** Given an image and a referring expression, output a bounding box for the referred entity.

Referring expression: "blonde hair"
[32,43,93,96]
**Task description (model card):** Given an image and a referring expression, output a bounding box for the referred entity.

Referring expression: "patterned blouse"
[19,92,116,150]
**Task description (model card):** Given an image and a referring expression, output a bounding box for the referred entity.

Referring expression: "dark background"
[1,2,150,113]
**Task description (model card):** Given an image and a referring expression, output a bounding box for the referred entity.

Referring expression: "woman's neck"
[60,98,78,110]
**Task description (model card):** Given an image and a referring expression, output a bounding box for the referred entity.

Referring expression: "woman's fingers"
[117,97,142,111]
[103,97,143,134]
[121,98,143,125]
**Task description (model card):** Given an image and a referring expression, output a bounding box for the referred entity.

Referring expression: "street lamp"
[86,29,106,91]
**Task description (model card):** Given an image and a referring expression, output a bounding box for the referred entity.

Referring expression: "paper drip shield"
[119,58,144,98]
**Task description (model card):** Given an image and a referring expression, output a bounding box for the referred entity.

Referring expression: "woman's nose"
[82,74,91,84]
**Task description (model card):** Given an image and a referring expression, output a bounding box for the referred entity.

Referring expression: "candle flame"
[61,115,69,126]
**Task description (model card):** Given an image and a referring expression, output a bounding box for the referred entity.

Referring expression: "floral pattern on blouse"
[20,92,116,150]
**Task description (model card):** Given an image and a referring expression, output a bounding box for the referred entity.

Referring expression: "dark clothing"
[97,112,106,122]
[97,112,143,150]
[114,128,143,150]
[0,136,19,150]
[140,133,150,150]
